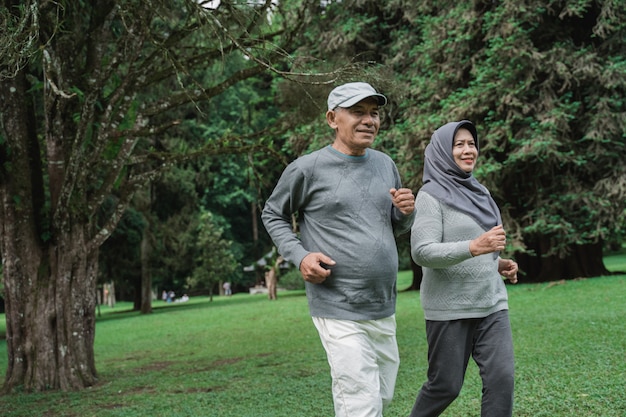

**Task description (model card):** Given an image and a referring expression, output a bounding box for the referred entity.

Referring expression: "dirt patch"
[140,361,175,371]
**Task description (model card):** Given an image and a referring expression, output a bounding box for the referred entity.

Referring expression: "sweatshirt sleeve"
[390,162,416,236]
[410,191,473,269]
[392,206,416,236]
[261,162,310,269]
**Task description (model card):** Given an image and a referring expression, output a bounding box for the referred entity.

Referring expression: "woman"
[409,120,518,417]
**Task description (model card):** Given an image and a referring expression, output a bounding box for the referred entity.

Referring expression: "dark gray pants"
[409,310,515,417]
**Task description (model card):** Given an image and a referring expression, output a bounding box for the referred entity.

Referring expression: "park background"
[0,0,624,412]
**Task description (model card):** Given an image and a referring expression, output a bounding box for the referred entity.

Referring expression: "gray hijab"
[421,120,502,231]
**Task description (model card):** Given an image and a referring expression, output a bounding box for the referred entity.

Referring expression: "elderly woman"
[409,120,518,417]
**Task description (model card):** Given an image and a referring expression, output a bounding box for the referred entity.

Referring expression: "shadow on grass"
[94,290,307,323]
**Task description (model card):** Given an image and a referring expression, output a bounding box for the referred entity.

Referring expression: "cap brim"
[337,93,387,109]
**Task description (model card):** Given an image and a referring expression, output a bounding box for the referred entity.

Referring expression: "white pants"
[312,315,399,417]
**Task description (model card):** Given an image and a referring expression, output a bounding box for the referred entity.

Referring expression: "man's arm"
[390,187,416,236]
[261,164,310,269]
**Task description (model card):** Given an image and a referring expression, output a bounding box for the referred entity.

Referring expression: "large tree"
[283,0,626,283]
[0,0,323,392]
[395,0,626,282]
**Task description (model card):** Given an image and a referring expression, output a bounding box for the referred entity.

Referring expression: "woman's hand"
[470,225,506,256]
[498,258,519,284]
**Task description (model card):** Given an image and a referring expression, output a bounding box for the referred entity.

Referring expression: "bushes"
[278,268,306,290]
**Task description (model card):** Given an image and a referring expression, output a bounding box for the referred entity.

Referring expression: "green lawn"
[0,254,625,416]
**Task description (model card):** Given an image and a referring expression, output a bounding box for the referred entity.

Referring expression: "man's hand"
[390,188,415,215]
[299,253,336,284]
[498,258,519,284]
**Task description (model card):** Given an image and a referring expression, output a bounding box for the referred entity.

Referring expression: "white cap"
[327,82,387,110]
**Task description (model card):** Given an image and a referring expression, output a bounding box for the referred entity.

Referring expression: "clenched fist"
[470,225,506,256]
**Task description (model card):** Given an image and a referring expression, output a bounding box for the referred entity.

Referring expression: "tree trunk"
[107,282,116,308]
[408,258,423,291]
[266,269,277,300]
[0,59,98,393]
[1,227,98,392]
[140,227,152,314]
[516,240,611,283]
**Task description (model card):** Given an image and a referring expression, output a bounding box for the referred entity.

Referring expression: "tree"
[187,210,238,301]
[263,248,284,300]
[0,0,323,392]
[283,0,626,284]
[394,0,626,282]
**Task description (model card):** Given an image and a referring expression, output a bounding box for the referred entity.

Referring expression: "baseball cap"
[327,82,387,110]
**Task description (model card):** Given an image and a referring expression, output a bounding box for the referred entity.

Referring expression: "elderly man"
[262,82,415,417]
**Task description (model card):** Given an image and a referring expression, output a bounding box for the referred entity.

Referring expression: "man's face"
[327,97,381,156]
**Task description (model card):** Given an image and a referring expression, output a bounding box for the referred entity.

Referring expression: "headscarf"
[421,120,502,231]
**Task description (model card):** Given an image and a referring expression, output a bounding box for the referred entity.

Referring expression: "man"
[262,82,415,417]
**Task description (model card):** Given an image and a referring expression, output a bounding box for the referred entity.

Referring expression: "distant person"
[162,290,167,302]
[223,281,232,296]
[167,290,175,303]
[262,82,415,416]
[408,120,519,417]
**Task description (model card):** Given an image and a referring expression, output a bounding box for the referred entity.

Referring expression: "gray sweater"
[411,191,509,321]
[262,146,415,320]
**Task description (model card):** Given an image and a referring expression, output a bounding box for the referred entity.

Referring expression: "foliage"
[1,0,359,392]
[394,0,626,260]
[98,202,146,299]
[186,210,238,295]
[276,0,626,280]
[97,2,359,300]
[275,267,305,290]
[1,0,625,393]
[271,1,406,157]
[0,2,38,79]
[1,258,625,415]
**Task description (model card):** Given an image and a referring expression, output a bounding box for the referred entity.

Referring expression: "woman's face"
[452,128,478,173]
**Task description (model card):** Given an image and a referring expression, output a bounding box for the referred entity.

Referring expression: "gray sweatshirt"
[262,146,415,320]
[411,191,509,321]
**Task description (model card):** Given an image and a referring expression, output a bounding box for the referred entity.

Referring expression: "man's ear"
[326,109,338,129]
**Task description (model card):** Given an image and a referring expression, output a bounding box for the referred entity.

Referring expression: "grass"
[0,254,625,416]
